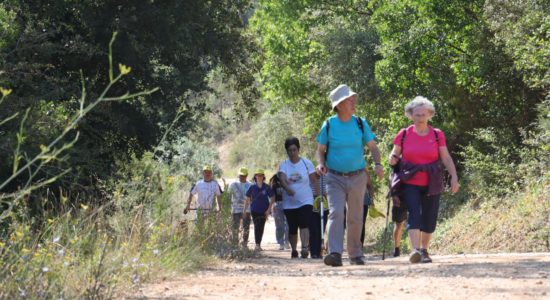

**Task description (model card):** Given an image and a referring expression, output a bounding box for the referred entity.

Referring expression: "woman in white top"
[278,137,318,259]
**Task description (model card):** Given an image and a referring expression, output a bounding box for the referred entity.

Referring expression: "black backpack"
[270,174,284,202]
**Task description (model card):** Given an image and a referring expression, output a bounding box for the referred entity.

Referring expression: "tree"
[0,0,257,197]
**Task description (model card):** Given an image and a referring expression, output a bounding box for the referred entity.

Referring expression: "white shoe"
[279,244,284,250]
[255,244,263,251]
[409,249,422,264]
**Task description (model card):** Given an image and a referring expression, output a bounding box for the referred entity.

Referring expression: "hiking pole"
[382,193,391,260]
[320,174,325,255]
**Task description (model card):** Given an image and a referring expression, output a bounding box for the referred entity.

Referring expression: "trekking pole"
[382,193,391,260]
[320,174,325,255]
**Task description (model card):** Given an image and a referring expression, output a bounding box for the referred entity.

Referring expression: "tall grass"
[0,33,240,298]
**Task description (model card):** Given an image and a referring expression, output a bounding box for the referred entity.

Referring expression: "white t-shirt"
[190,179,222,210]
[279,158,315,209]
[228,181,252,213]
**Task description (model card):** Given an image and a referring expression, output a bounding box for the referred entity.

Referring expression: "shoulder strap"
[432,127,440,145]
[355,116,364,134]
[325,118,331,160]
[400,128,407,148]
[301,158,310,173]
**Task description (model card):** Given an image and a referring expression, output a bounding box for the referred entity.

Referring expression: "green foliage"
[0,3,18,50]
[485,0,550,90]
[0,0,257,198]
[226,107,318,173]
[459,128,522,201]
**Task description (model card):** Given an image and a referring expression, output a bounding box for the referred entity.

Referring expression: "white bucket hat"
[329,84,357,109]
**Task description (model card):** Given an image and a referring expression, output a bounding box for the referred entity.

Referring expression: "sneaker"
[279,244,285,250]
[255,244,262,251]
[420,248,432,263]
[300,249,309,259]
[349,257,365,265]
[291,250,299,259]
[393,247,401,257]
[323,252,343,267]
[409,249,421,264]
[284,242,291,249]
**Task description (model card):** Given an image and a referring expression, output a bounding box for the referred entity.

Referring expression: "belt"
[328,168,364,177]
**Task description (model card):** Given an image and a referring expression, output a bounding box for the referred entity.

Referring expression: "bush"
[459,128,522,204]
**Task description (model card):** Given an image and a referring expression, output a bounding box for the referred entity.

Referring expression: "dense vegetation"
[0,0,548,298]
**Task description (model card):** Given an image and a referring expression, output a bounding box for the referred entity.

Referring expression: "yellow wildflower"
[80,204,89,210]
[118,63,132,75]
[167,176,174,185]
[0,87,12,97]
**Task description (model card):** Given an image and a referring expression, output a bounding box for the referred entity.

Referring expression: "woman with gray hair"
[388,96,459,264]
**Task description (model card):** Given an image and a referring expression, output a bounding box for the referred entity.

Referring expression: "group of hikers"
[185,84,460,267]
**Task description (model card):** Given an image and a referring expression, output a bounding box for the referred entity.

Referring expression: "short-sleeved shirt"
[246,183,274,214]
[279,158,315,209]
[228,181,252,213]
[393,125,447,186]
[316,115,376,173]
[190,179,222,210]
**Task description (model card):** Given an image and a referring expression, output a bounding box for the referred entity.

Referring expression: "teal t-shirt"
[316,115,376,173]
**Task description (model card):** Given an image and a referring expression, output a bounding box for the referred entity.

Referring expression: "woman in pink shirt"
[389,96,459,264]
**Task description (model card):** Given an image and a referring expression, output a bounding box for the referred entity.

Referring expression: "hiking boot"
[300,249,309,259]
[291,250,299,259]
[409,249,421,264]
[393,247,401,257]
[323,252,343,267]
[420,248,432,263]
[349,257,365,265]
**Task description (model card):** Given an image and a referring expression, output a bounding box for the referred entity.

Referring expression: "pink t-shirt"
[393,126,446,186]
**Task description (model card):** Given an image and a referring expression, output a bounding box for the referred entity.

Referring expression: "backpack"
[270,174,284,202]
[324,116,365,160]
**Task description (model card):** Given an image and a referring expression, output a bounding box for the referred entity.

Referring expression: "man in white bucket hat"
[315,84,384,266]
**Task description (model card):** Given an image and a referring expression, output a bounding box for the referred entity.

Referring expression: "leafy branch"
[0,32,159,220]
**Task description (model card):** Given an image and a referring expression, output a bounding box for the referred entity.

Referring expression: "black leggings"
[251,212,267,244]
[284,204,313,235]
[309,209,329,256]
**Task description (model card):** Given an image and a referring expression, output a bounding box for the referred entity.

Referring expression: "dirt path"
[127,218,549,299]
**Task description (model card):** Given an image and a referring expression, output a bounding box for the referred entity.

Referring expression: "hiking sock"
[393,247,401,257]
[299,228,310,258]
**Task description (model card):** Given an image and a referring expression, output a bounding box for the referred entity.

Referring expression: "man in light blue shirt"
[228,167,252,248]
[316,84,384,266]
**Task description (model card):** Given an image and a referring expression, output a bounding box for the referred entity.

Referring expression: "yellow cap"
[238,167,248,176]
[203,165,213,172]
[254,168,265,175]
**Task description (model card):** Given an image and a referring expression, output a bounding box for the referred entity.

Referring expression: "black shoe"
[393,247,401,257]
[300,249,309,259]
[349,257,365,265]
[323,252,343,267]
[311,254,321,259]
[420,248,432,263]
[291,250,299,259]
